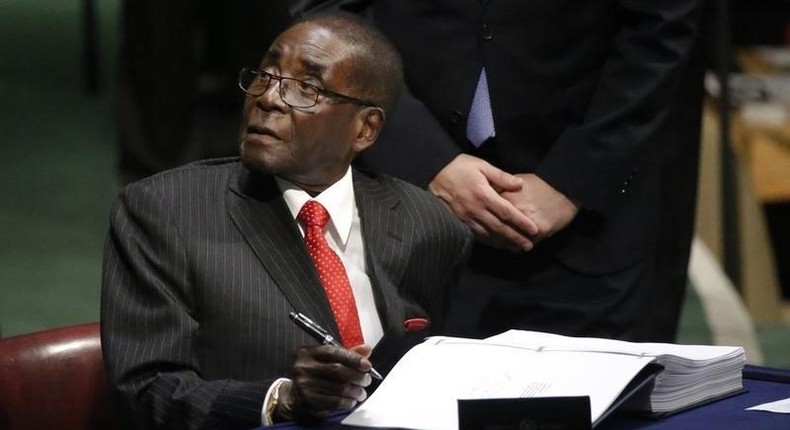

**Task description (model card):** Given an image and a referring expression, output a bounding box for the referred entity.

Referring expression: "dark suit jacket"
[291,0,701,275]
[100,158,472,430]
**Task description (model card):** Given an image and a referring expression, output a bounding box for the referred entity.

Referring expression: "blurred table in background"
[696,48,790,323]
[733,48,790,204]
[696,47,790,324]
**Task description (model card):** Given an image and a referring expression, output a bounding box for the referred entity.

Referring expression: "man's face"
[239,22,365,192]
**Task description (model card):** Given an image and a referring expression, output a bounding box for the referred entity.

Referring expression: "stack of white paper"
[342,330,745,429]
[485,330,746,414]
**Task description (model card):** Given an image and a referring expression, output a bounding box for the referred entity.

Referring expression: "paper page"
[342,337,653,430]
[487,330,742,362]
[746,397,790,413]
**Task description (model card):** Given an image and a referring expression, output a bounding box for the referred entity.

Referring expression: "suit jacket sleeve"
[535,0,701,216]
[101,181,270,430]
[289,0,461,187]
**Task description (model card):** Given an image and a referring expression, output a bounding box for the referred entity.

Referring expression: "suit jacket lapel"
[226,165,415,345]
[353,171,411,334]
[226,164,338,333]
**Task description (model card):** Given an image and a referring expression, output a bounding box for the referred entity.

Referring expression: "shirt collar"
[275,168,355,246]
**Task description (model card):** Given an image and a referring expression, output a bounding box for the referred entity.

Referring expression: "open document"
[343,337,655,430]
[486,330,746,415]
[343,331,745,430]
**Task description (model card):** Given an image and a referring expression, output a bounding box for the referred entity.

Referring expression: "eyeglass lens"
[240,69,318,108]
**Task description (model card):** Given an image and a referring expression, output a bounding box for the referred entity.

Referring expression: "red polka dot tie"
[297,200,364,348]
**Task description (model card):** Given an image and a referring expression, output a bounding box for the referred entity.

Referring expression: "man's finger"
[484,194,540,237]
[474,210,535,252]
[480,162,523,193]
[296,374,368,404]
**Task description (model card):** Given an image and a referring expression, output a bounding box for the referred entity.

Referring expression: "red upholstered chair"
[0,322,118,430]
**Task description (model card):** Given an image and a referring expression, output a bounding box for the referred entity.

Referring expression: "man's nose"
[256,79,287,111]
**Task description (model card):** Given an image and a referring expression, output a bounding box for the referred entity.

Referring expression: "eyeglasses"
[238,67,377,109]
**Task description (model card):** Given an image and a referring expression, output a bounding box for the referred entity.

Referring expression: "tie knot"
[298,200,330,228]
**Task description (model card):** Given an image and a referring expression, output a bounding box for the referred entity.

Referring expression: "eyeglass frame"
[238,67,378,109]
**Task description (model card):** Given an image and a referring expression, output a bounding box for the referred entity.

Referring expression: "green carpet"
[1,0,788,368]
[0,0,119,336]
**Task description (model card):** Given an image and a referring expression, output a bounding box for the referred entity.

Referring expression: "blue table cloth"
[265,365,790,430]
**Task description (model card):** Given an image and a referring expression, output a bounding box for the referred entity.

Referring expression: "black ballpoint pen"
[289,311,383,380]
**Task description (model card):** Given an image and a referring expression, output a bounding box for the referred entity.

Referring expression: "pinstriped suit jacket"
[100,158,472,430]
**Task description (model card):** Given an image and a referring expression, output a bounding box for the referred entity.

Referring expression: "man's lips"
[246,124,282,140]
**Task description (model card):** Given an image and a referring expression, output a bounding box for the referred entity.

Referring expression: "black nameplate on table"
[458,396,592,430]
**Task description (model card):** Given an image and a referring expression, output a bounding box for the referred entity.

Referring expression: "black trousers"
[443,243,656,342]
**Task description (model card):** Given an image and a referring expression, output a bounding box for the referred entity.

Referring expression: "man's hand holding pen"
[275,344,375,422]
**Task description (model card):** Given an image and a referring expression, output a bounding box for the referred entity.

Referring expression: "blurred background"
[1,1,788,366]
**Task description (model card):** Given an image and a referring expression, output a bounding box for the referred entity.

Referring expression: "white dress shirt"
[262,168,384,425]
[276,167,384,346]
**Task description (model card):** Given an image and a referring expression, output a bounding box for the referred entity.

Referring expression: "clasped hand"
[429,154,579,251]
[275,344,373,423]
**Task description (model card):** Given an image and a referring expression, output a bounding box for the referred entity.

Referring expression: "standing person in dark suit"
[116,1,289,184]
[101,13,472,430]
[291,0,703,342]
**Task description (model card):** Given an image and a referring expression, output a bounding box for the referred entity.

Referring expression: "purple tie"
[466,68,495,147]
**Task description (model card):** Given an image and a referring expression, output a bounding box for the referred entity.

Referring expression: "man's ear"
[351,107,385,153]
